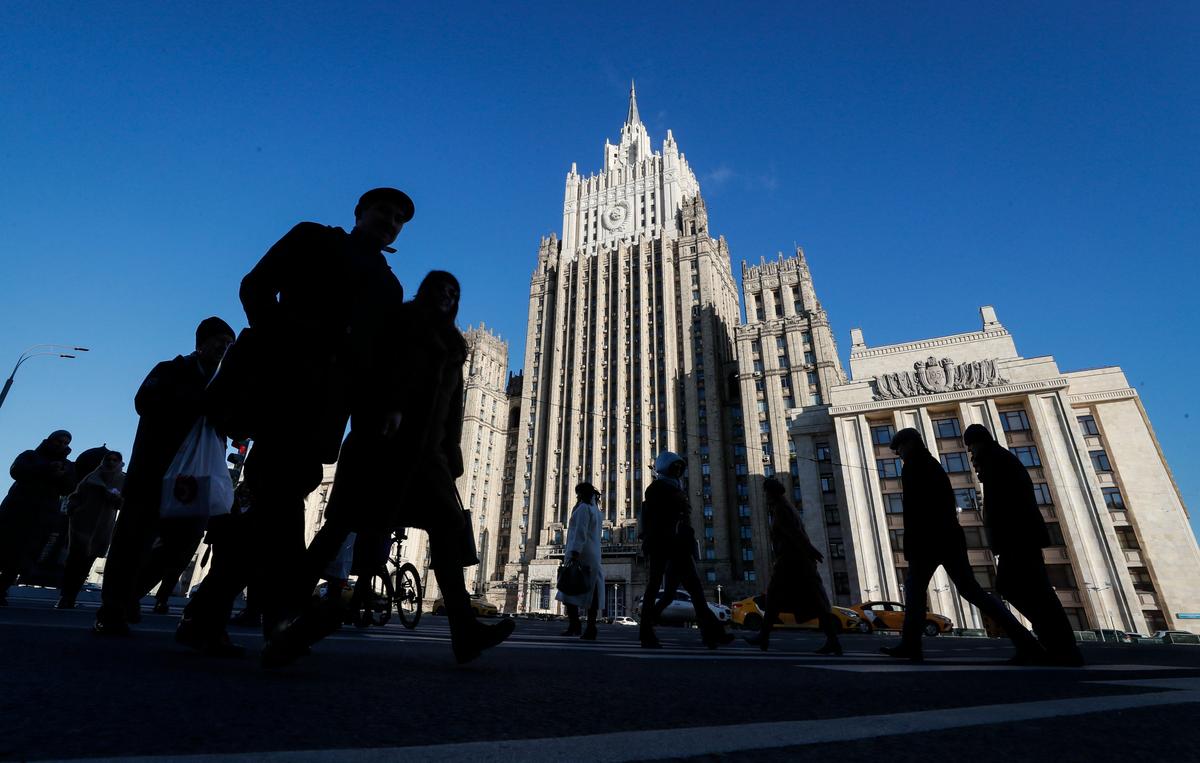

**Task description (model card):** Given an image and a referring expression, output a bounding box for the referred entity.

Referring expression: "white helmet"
[654,451,687,477]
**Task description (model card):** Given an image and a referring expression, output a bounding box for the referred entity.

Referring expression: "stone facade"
[790,307,1200,634]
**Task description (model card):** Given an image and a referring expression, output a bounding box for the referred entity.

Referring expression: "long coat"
[899,448,967,563]
[975,441,1051,555]
[326,301,466,542]
[0,443,76,571]
[123,353,215,513]
[765,496,830,621]
[556,500,605,608]
[67,468,125,559]
[640,478,696,559]
[239,223,405,462]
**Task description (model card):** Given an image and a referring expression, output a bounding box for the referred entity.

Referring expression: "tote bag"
[161,418,234,519]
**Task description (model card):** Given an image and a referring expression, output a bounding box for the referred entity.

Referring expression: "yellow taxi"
[730,594,863,632]
[432,595,500,618]
[848,601,953,636]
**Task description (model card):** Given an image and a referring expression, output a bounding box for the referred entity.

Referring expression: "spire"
[626,79,641,126]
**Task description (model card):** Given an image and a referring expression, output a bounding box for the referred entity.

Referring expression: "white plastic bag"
[161,418,234,518]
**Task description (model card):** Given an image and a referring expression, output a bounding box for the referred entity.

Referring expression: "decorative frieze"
[872,356,1009,400]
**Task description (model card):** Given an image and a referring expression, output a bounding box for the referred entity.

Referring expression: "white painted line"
[44,678,1200,763]
[807,663,1191,673]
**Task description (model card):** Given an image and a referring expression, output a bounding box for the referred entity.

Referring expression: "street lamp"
[1085,581,1117,635]
[0,345,90,412]
[715,584,722,606]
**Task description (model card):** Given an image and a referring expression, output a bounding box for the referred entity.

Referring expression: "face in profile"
[198,333,234,367]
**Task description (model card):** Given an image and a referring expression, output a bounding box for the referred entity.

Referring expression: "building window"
[940,451,971,473]
[705,547,716,560]
[888,529,905,552]
[870,424,895,446]
[1115,526,1140,550]
[804,351,816,365]
[703,503,714,518]
[741,548,755,561]
[824,506,841,525]
[884,493,904,514]
[1129,567,1155,593]
[1033,483,1053,506]
[815,443,831,461]
[1102,486,1125,511]
[1090,450,1112,473]
[778,355,790,369]
[972,566,997,591]
[704,526,715,539]
[933,418,962,439]
[739,526,752,539]
[820,475,835,493]
[1046,522,1066,546]
[738,504,751,518]
[962,527,988,549]
[539,584,551,610]
[954,487,979,510]
[877,458,901,478]
[744,570,757,582]
[706,570,717,583]
[1078,415,1100,436]
[833,573,850,596]
[1011,445,1042,468]
[828,542,845,559]
[1000,410,1031,433]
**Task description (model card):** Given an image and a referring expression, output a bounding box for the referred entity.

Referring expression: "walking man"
[184,188,412,662]
[964,424,1084,666]
[93,318,234,636]
[0,431,76,604]
[881,428,1043,663]
[638,451,732,650]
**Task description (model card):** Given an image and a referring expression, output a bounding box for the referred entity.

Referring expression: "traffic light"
[227,438,250,466]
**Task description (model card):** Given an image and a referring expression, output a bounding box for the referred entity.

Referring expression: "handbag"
[453,487,480,567]
[556,557,590,596]
[160,418,235,519]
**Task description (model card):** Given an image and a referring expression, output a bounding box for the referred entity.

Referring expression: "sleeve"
[564,505,585,555]
[239,223,318,329]
[134,359,207,420]
[9,450,43,482]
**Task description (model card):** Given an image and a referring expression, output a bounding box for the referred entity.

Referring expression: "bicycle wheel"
[396,562,423,630]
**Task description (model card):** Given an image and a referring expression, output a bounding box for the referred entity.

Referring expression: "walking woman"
[557,482,604,640]
[746,478,842,655]
[58,450,125,608]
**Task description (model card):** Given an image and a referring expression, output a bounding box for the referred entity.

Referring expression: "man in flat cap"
[95,317,235,638]
[184,189,414,664]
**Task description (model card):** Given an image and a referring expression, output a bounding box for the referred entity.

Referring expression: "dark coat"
[640,478,695,558]
[768,496,821,569]
[0,442,76,570]
[764,495,830,620]
[327,301,466,535]
[899,448,967,563]
[239,223,405,462]
[123,353,215,509]
[975,441,1051,555]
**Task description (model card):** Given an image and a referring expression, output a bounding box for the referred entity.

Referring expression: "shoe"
[703,628,736,650]
[260,618,312,669]
[93,614,130,636]
[453,618,516,665]
[880,644,923,662]
[639,628,662,649]
[814,641,843,656]
[175,617,246,659]
[560,626,581,637]
[55,597,77,610]
[152,601,170,615]
[580,624,597,641]
[744,633,768,652]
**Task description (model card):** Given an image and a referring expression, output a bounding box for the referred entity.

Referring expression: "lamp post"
[716,584,722,606]
[1085,581,1116,636]
[0,345,90,412]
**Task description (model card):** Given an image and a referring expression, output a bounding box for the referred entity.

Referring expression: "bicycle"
[360,529,423,630]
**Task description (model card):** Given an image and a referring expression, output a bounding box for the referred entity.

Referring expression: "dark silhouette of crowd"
[0,187,1088,671]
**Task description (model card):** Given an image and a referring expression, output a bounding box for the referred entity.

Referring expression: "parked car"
[848,601,953,636]
[1093,628,1133,644]
[633,589,731,624]
[730,594,863,632]
[1152,630,1200,644]
[612,616,639,626]
[432,595,499,618]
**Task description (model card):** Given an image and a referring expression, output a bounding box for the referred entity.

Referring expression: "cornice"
[849,328,1011,359]
[1067,388,1138,404]
[828,377,1070,415]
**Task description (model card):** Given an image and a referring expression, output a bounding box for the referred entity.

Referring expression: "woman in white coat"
[557,482,605,640]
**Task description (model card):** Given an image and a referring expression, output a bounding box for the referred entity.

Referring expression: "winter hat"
[575,482,600,499]
[963,424,994,446]
[195,316,235,347]
[653,451,686,477]
[890,428,925,451]
[47,429,72,442]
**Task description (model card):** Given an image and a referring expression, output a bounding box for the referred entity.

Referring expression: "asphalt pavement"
[1,585,1198,762]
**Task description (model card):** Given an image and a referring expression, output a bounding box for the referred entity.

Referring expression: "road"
[1,586,1198,762]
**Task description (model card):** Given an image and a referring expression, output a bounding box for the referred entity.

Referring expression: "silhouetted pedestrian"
[964,424,1084,667]
[138,516,207,614]
[557,482,604,640]
[638,451,732,650]
[182,189,412,662]
[0,430,75,605]
[283,271,515,666]
[881,428,1043,663]
[746,478,842,655]
[58,450,125,608]
[94,317,234,635]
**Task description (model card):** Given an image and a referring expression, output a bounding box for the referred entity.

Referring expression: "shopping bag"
[161,418,234,518]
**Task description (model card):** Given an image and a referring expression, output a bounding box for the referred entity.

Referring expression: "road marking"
[806,662,1190,673]
[44,678,1200,763]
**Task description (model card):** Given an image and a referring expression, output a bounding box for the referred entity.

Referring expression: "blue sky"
[1,3,1197,534]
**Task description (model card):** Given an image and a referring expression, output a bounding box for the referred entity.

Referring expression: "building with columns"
[790,306,1200,633]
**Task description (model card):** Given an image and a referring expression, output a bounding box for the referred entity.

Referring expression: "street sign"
[1176,613,1200,619]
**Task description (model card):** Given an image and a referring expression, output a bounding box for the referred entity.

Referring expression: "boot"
[55,596,77,610]
[744,631,769,652]
[581,623,598,641]
[814,639,843,656]
[93,606,130,636]
[451,617,516,665]
[639,625,662,649]
[880,643,923,662]
[175,615,246,659]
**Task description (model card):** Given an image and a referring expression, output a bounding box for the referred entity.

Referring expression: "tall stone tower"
[503,84,743,614]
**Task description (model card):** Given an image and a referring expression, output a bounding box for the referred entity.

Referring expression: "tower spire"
[626,79,641,126]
